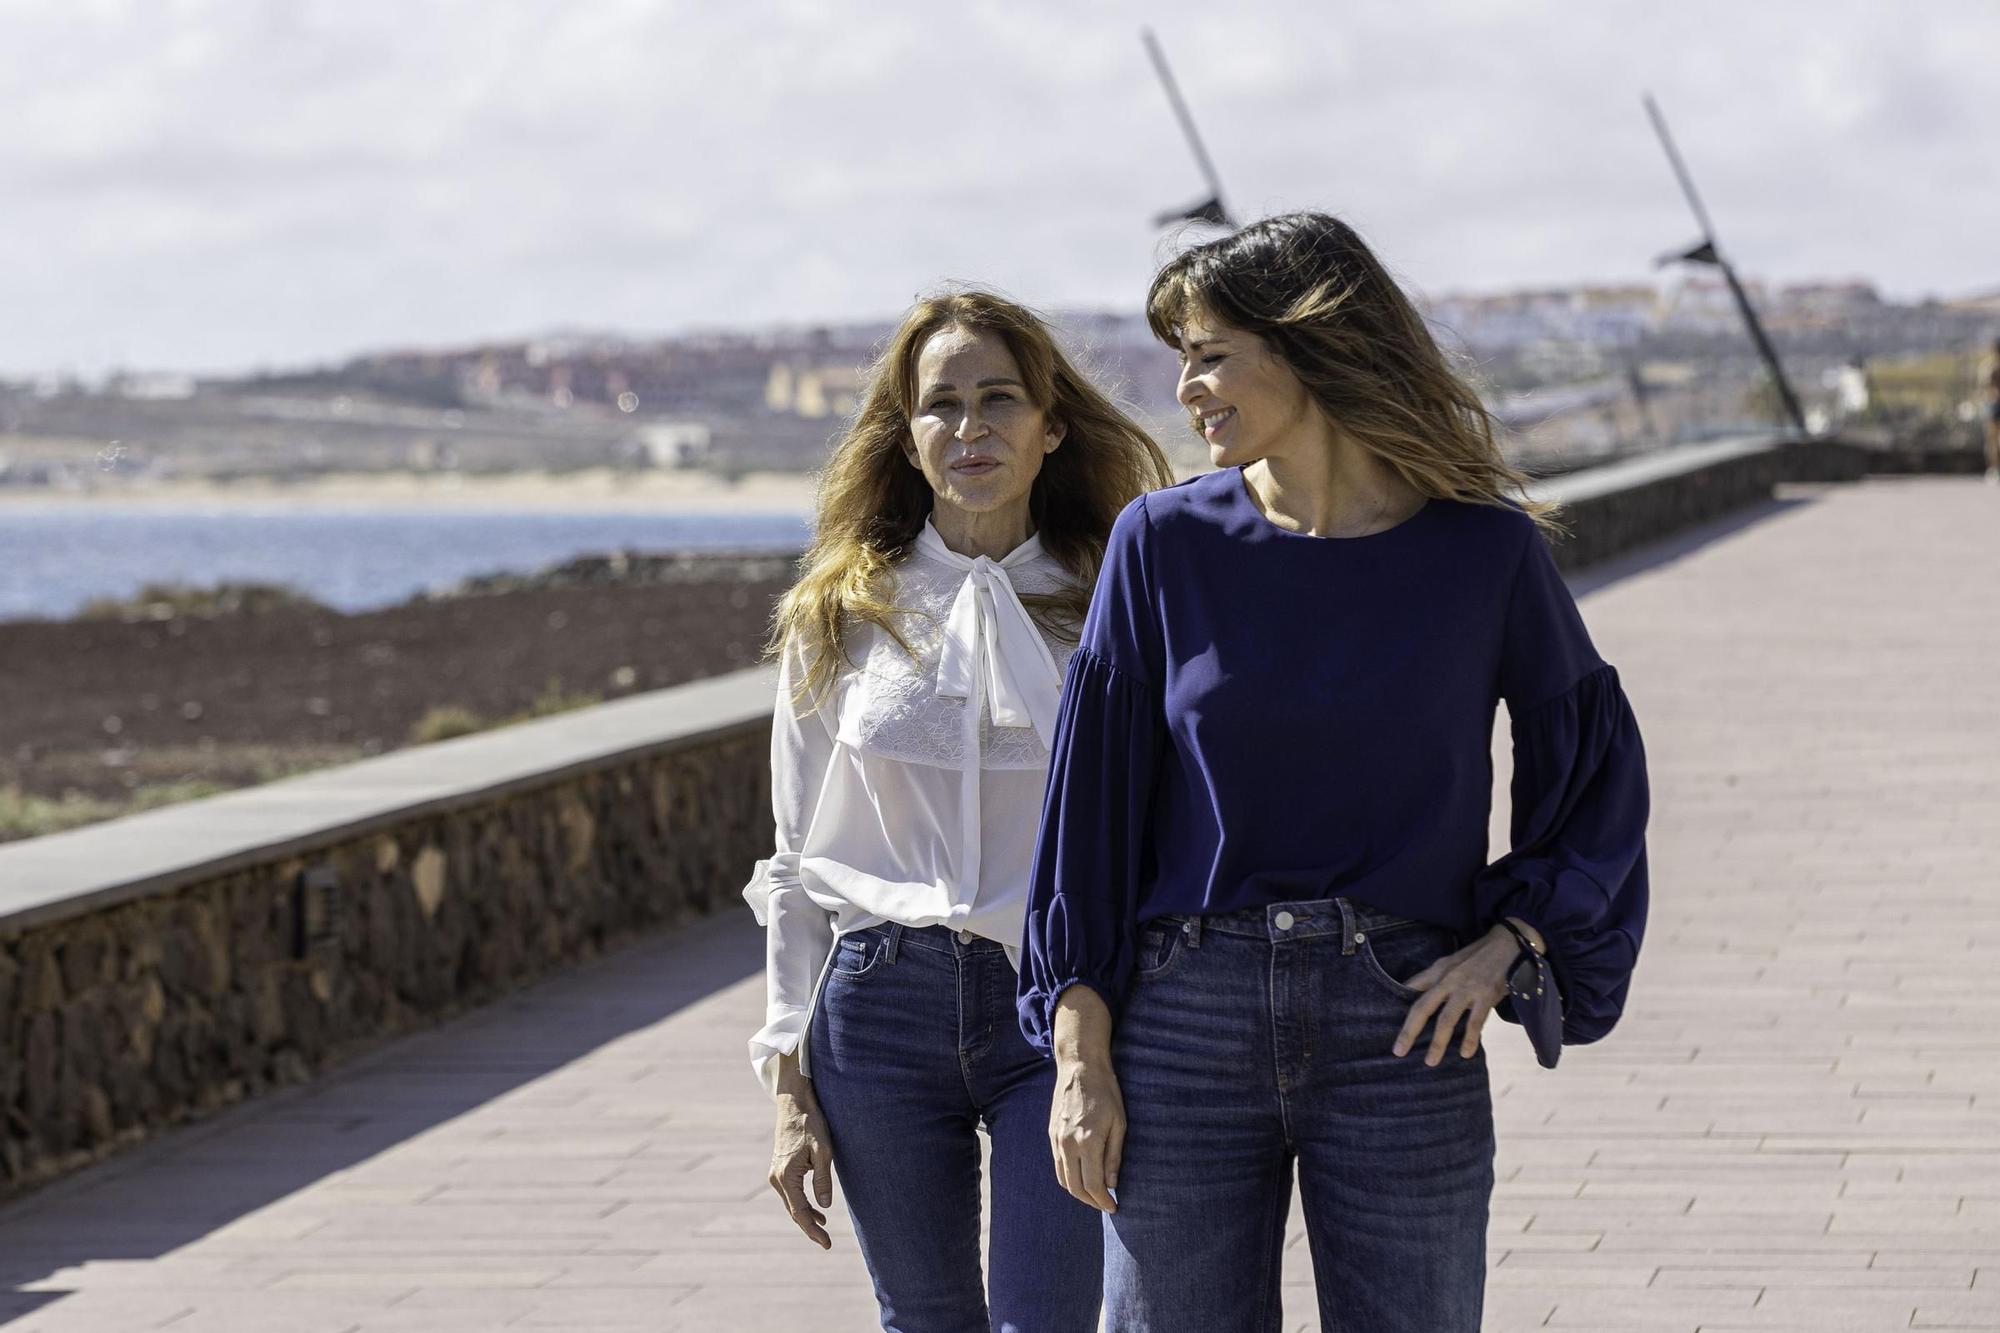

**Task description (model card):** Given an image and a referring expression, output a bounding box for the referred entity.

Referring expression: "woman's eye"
[987,391,1014,403]
[1200,355,1225,367]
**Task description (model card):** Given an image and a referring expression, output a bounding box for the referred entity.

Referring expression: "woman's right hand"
[1049,984,1125,1213]
[768,1053,836,1249]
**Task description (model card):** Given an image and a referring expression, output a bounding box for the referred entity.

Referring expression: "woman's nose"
[955,411,988,441]
[1176,366,1203,407]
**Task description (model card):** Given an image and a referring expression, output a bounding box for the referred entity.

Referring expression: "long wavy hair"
[772,289,1175,706]
[1146,212,1561,535]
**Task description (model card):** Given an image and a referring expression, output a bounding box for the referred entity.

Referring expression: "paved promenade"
[1,476,1996,1332]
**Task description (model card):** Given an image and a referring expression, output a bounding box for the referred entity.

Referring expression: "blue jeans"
[810,923,1104,1333]
[1105,897,1494,1333]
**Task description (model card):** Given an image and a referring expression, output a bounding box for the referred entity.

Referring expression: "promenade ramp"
[1,474,1996,1332]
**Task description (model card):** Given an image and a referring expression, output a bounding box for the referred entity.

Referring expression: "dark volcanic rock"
[0,558,797,822]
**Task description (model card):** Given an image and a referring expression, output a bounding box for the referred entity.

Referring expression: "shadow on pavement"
[0,909,763,1326]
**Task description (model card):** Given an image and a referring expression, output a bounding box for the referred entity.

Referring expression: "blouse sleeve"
[1471,525,1651,1045]
[742,636,838,1096]
[1017,496,1168,1054]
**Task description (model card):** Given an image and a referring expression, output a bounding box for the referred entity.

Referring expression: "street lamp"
[1644,92,1808,437]
[1142,29,1236,231]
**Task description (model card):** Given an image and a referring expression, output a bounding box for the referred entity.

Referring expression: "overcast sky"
[4,0,1996,375]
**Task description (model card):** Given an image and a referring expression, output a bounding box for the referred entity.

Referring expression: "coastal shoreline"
[0,467,820,513]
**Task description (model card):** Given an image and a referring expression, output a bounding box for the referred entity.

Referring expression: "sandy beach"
[0,467,821,512]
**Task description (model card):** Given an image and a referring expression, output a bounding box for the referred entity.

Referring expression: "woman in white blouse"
[744,289,1172,1332]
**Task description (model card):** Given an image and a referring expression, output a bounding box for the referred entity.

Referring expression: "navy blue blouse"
[1017,466,1649,1053]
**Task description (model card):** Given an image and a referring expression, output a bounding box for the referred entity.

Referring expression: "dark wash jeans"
[1105,897,1495,1333]
[810,922,1103,1333]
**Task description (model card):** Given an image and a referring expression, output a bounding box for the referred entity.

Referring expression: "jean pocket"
[1357,919,1458,1001]
[1133,918,1189,982]
[829,931,888,981]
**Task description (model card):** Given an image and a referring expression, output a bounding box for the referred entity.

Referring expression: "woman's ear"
[1044,417,1068,453]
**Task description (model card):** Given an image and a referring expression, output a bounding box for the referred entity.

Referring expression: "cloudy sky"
[4,0,1996,375]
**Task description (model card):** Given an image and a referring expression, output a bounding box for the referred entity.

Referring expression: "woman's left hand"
[1391,920,1538,1065]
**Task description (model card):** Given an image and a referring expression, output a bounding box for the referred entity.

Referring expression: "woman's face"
[1173,309,1318,468]
[905,324,1064,521]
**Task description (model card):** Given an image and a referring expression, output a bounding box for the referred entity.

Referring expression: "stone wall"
[0,689,772,1197]
[1534,435,1877,571]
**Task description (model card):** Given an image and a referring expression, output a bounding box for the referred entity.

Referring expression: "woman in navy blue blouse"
[1017,213,1650,1331]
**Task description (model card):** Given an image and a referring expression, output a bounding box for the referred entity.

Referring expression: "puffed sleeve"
[1471,525,1651,1045]
[1017,495,1168,1054]
[742,635,838,1096]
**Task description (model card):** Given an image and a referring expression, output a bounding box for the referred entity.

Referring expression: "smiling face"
[904,323,1064,524]
[1173,309,1321,469]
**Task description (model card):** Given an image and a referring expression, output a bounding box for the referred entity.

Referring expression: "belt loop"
[882,923,903,966]
[1337,898,1358,955]
[1184,915,1204,948]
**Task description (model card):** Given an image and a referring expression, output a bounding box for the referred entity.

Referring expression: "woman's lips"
[1200,406,1236,439]
[952,459,999,475]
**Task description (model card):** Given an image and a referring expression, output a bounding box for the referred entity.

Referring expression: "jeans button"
[1273,910,1296,932]
[956,929,974,945]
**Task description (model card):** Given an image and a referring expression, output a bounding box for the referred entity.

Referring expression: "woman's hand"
[1392,917,1545,1066]
[1049,984,1125,1213]
[768,1052,836,1249]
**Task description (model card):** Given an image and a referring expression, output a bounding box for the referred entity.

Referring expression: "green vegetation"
[76,580,332,621]
[0,779,233,841]
[406,677,604,745]
[408,705,487,744]
[1842,351,1993,452]
[1864,351,1987,417]
[511,676,605,721]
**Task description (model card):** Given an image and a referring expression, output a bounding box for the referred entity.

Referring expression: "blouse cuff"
[1016,976,1123,1058]
[749,1012,808,1099]
[744,852,834,1096]
[1017,892,1134,1056]
[1474,662,1649,1045]
[741,853,801,926]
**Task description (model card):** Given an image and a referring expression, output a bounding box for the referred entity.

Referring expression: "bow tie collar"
[915,519,1063,747]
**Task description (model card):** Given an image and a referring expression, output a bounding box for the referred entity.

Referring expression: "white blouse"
[741,517,1081,1095]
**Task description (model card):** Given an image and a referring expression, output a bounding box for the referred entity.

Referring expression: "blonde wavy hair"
[1146,212,1562,536]
[772,290,1175,705]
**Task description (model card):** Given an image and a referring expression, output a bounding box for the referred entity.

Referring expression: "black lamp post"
[1644,92,1808,437]
[1142,28,1236,230]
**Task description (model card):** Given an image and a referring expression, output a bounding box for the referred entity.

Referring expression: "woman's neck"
[929,500,1035,561]
[1245,430,1419,538]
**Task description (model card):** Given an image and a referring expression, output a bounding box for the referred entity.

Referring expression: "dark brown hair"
[1147,212,1561,534]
